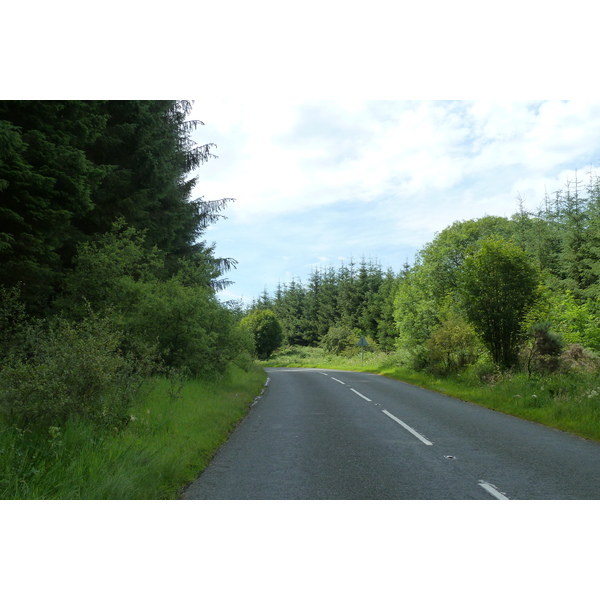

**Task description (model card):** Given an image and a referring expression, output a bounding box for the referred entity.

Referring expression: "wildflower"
[130,415,137,421]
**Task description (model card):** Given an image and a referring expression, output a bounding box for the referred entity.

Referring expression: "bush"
[425,315,482,375]
[320,326,354,355]
[401,344,432,372]
[0,314,150,428]
[240,310,283,359]
[466,356,503,385]
[56,222,251,378]
[522,322,564,376]
[124,276,246,377]
[560,344,600,374]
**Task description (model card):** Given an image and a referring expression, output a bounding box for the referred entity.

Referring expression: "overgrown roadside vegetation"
[0,101,265,499]
[262,346,600,443]
[1,365,266,499]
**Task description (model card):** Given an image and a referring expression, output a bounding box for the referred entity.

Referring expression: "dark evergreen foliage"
[251,258,399,350]
[0,100,234,312]
[0,101,107,309]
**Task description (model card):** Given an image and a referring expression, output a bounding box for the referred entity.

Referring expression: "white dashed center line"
[478,480,510,500]
[382,409,433,445]
[302,371,511,499]
[350,388,372,402]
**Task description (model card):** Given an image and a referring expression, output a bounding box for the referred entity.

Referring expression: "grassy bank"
[262,346,600,443]
[0,364,267,499]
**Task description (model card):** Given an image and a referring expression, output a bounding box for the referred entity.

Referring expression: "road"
[181,368,600,499]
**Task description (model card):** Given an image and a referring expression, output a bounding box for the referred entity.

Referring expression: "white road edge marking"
[478,480,510,500]
[350,388,372,402]
[331,377,346,385]
[251,376,271,407]
[382,409,433,445]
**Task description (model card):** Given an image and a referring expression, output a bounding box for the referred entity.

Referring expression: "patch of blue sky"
[193,100,600,305]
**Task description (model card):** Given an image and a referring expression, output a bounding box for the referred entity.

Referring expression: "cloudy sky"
[189,100,600,304]
[8,1,599,307]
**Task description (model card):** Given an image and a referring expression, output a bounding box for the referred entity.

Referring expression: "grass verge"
[0,364,267,499]
[262,346,600,442]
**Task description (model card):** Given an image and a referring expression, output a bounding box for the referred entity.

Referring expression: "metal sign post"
[357,335,369,364]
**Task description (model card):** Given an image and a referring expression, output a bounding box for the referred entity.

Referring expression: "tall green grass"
[0,365,267,499]
[263,346,600,442]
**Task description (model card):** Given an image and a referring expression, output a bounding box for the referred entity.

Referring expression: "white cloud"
[192,100,600,302]
[198,100,600,218]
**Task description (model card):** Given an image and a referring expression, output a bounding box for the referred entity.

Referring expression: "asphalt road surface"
[181,368,600,500]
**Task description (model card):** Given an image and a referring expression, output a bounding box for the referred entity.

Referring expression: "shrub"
[402,344,432,372]
[560,344,600,374]
[124,276,245,377]
[523,322,564,376]
[56,222,251,378]
[320,326,354,355]
[425,315,482,375]
[0,314,149,428]
[240,310,283,359]
[466,355,501,385]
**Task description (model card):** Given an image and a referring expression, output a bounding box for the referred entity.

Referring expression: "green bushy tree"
[240,310,283,359]
[57,222,248,377]
[459,237,539,369]
[425,314,482,375]
[320,325,354,355]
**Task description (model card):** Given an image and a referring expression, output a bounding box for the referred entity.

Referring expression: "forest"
[0,100,258,424]
[0,100,266,498]
[252,171,600,381]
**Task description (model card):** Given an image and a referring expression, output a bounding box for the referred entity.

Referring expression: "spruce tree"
[0,101,107,310]
[0,100,234,311]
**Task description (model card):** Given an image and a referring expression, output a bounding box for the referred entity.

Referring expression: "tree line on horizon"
[250,258,399,352]
[250,169,600,376]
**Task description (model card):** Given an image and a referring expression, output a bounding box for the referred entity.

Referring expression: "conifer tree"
[316,266,340,336]
[0,100,234,311]
[0,101,107,309]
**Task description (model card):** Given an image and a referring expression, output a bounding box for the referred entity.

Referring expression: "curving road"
[181,368,600,500]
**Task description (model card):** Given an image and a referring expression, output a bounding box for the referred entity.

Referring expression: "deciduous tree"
[240,310,283,359]
[459,237,539,369]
